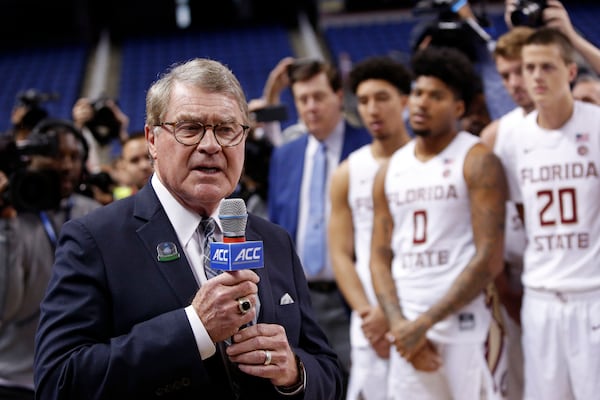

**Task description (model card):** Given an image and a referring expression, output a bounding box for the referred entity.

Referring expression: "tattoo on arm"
[424,147,507,325]
[371,167,405,324]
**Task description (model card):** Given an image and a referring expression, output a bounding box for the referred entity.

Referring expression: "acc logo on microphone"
[210,241,264,271]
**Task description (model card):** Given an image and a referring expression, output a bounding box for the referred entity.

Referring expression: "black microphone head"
[219,198,247,237]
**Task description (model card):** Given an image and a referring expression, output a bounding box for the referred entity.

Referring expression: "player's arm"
[479,119,499,150]
[330,161,390,357]
[329,160,370,313]
[419,144,507,329]
[369,161,403,325]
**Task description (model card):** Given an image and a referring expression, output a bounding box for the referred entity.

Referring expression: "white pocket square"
[280,293,295,305]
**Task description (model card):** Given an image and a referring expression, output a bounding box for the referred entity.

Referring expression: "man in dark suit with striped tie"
[34,58,342,400]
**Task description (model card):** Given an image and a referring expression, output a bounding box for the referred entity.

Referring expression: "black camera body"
[0,131,61,212]
[85,97,121,145]
[511,0,547,28]
[14,89,59,130]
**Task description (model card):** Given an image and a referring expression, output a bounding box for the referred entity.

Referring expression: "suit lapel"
[134,185,199,306]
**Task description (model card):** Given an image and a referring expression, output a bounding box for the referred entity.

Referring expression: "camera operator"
[72,96,130,175]
[505,0,600,75]
[0,119,100,400]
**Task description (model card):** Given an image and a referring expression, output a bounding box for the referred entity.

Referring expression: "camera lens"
[510,1,545,28]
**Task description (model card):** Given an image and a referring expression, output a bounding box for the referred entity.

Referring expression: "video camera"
[14,89,59,130]
[0,130,61,212]
[411,0,484,62]
[85,96,122,146]
[510,0,547,28]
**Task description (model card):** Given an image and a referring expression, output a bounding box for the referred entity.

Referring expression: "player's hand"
[387,318,430,360]
[408,340,442,372]
[359,305,390,358]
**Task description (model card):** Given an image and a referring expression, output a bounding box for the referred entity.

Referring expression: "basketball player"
[497,27,600,400]
[480,26,535,400]
[329,56,413,400]
[370,46,508,400]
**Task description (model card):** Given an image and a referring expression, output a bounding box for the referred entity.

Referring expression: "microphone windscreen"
[219,198,248,236]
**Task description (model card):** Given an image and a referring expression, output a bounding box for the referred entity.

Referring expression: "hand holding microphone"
[209,200,303,389]
[193,199,263,341]
[193,269,259,343]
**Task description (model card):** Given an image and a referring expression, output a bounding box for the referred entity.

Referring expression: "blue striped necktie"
[200,217,220,279]
[303,142,327,276]
[199,217,241,398]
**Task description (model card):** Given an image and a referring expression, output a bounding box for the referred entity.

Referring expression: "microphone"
[209,198,264,271]
[219,198,248,243]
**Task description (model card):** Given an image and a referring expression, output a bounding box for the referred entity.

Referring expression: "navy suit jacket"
[268,122,371,242]
[34,184,342,399]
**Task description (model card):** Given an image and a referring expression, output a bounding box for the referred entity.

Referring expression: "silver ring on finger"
[263,349,272,366]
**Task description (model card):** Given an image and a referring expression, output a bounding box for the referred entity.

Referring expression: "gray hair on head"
[145,58,249,127]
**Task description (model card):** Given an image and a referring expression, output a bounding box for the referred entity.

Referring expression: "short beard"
[412,129,431,137]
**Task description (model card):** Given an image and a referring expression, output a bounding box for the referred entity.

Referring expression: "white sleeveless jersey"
[385,132,491,343]
[495,107,528,290]
[501,101,600,292]
[347,144,381,347]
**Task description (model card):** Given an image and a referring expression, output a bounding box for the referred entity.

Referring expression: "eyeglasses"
[155,121,249,147]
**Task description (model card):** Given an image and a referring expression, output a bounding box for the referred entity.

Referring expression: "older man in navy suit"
[268,58,371,390]
[34,58,342,400]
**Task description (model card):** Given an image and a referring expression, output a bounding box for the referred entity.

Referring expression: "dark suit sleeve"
[250,216,344,400]
[33,219,207,399]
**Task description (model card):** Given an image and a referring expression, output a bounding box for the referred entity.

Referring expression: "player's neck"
[414,130,458,162]
[536,95,574,130]
[371,130,411,160]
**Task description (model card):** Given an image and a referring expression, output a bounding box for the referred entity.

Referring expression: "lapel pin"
[157,242,180,262]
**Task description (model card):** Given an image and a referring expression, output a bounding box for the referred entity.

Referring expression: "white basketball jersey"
[501,101,600,292]
[495,107,528,290]
[347,144,380,347]
[385,132,491,343]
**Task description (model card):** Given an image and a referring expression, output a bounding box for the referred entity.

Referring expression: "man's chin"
[412,129,431,137]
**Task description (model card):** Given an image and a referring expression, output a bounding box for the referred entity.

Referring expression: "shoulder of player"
[479,119,499,149]
[330,160,350,195]
[463,143,504,185]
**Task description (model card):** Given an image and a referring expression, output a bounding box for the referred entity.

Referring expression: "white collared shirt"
[296,120,344,281]
[151,174,221,359]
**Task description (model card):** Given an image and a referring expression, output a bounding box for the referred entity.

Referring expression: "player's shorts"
[522,287,600,400]
[346,345,390,400]
[388,339,504,400]
[500,306,523,400]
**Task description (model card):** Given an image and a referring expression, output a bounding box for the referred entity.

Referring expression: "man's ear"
[145,125,158,160]
[568,61,578,84]
[454,99,466,119]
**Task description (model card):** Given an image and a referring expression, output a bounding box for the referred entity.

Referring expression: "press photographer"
[9,89,58,141]
[504,0,600,77]
[0,118,100,400]
[0,127,61,212]
[72,96,130,174]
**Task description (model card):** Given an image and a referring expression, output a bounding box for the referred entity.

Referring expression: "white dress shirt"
[295,120,344,281]
[151,174,221,360]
